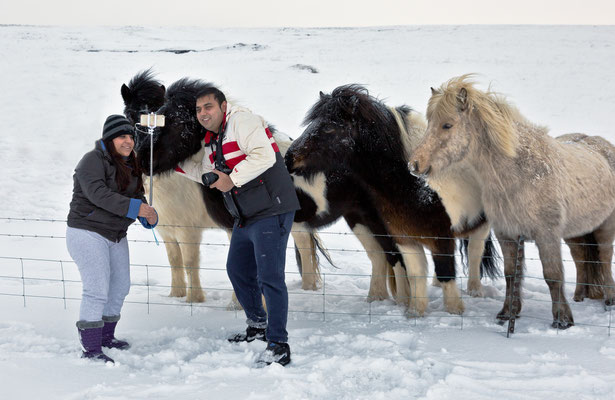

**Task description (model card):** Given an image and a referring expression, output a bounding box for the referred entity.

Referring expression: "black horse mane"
[122,69,166,117]
[164,77,217,111]
[304,84,414,161]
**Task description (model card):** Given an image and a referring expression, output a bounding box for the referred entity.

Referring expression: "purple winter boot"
[102,315,130,350]
[77,320,114,363]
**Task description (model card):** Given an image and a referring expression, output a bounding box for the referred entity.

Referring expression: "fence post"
[60,260,67,310]
[322,272,326,322]
[507,235,524,337]
[20,258,26,307]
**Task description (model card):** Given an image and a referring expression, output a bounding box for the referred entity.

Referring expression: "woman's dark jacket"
[67,140,154,242]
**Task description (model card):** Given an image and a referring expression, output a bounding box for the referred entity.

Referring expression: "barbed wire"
[1,217,613,335]
[3,216,613,247]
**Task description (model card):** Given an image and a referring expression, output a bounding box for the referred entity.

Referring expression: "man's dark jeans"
[226,211,295,343]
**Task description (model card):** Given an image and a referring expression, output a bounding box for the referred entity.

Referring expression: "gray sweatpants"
[66,226,131,322]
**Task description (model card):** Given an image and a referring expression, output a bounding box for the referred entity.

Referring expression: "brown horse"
[287,85,500,316]
[410,74,615,328]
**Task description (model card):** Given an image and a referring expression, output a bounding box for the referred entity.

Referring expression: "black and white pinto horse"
[286,85,500,316]
[121,70,328,307]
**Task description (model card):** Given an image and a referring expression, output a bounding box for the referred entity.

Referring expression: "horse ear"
[319,91,326,99]
[121,84,132,104]
[457,87,468,111]
[160,84,166,94]
[430,87,439,96]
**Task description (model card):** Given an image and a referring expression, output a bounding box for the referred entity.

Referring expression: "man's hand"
[210,169,235,192]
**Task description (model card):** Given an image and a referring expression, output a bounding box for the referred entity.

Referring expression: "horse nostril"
[409,160,419,173]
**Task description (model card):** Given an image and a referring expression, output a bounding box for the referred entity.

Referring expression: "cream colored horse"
[410,74,615,328]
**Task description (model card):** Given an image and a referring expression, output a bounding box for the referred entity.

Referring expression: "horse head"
[286,84,410,181]
[410,74,518,178]
[121,69,166,125]
[133,77,213,176]
[121,70,167,171]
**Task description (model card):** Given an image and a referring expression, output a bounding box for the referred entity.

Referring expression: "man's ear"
[221,101,228,113]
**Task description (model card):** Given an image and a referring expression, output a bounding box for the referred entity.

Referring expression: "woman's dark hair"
[104,138,144,193]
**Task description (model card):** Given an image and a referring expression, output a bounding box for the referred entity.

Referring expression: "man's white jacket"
[175,103,280,187]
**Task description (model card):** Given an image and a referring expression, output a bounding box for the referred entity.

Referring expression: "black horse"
[121,71,329,299]
[286,84,499,316]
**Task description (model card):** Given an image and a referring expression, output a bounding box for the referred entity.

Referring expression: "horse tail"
[311,232,336,268]
[294,243,303,276]
[459,238,469,273]
[480,232,501,280]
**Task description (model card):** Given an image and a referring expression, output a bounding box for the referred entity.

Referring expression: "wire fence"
[1,217,613,336]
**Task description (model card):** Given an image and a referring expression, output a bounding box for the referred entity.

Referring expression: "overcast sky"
[1,0,614,27]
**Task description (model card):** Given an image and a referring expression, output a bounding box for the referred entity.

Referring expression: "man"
[176,85,300,367]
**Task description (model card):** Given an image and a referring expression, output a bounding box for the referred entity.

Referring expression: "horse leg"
[398,242,428,317]
[535,238,574,329]
[162,236,187,298]
[178,231,205,303]
[433,237,464,315]
[564,236,590,302]
[495,233,523,322]
[392,262,410,307]
[467,223,491,297]
[291,227,320,291]
[352,224,390,301]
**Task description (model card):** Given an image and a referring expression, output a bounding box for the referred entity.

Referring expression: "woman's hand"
[138,203,158,225]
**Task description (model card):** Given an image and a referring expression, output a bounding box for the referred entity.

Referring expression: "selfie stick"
[144,113,161,206]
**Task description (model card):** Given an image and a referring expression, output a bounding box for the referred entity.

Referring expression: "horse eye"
[442,123,452,130]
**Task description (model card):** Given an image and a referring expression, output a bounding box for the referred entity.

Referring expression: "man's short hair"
[195,86,227,106]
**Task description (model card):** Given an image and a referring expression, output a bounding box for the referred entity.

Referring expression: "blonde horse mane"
[427,74,521,158]
[388,106,427,159]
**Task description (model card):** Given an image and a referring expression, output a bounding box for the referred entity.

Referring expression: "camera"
[202,165,232,187]
[202,171,219,186]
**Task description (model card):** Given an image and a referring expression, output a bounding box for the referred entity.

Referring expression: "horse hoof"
[467,287,485,298]
[405,309,424,318]
[444,298,465,315]
[551,319,574,330]
[572,295,585,303]
[366,295,388,303]
[186,291,205,303]
[169,289,187,298]
[301,282,320,291]
[496,311,510,322]
[588,286,605,300]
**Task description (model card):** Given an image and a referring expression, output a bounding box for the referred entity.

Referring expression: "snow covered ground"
[1,24,615,399]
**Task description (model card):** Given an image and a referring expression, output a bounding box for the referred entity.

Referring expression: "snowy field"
[1,24,615,399]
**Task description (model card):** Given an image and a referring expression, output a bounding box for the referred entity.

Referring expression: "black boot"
[77,321,114,363]
[102,315,130,350]
[228,326,267,343]
[255,341,291,367]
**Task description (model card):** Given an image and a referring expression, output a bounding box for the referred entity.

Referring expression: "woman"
[66,114,158,363]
